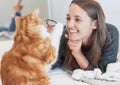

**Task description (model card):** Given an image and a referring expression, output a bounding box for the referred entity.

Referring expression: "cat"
[1,8,63,85]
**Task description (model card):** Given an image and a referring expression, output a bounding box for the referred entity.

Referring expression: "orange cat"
[1,9,56,85]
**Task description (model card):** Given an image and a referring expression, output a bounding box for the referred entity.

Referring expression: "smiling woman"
[52,0,119,73]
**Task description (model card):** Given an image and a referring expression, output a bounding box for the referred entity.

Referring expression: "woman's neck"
[82,35,92,47]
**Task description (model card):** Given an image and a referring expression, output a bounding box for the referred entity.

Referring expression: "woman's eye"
[75,18,81,22]
[66,17,70,21]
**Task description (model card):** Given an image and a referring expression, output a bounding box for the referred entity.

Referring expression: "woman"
[52,0,119,72]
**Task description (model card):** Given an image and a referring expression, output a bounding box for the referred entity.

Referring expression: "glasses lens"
[46,19,57,27]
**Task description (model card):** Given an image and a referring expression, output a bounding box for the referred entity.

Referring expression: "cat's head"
[14,8,50,43]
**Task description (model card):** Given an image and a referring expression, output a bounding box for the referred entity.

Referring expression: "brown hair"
[63,0,110,70]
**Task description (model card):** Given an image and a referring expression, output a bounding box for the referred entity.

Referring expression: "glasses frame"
[46,19,57,27]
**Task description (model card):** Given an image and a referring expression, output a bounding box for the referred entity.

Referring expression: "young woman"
[52,0,119,72]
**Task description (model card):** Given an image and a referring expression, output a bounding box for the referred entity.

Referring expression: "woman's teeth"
[69,29,78,33]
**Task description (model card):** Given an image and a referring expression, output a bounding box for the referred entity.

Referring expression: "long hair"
[63,0,110,70]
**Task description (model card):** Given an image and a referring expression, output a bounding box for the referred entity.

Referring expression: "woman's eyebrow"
[75,15,81,18]
[66,14,81,17]
[66,14,69,16]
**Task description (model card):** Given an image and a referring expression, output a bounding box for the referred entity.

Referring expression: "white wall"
[0,0,48,26]
[48,0,72,24]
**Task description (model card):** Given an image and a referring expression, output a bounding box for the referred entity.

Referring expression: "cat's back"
[1,50,20,85]
[1,47,50,85]
[1,49,21,76]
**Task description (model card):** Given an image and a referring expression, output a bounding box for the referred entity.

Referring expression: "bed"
[0,31,120,85]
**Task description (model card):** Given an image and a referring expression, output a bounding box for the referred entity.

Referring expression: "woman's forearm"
[74,51,89,70]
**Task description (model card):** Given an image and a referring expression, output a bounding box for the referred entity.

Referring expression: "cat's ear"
[32,8,39,17]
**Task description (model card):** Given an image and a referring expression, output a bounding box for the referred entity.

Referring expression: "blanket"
[72,62,120,85]
[0,31,14,41]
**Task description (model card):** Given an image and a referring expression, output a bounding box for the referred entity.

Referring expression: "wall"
[0,0,48,26]
[48,0,72,24]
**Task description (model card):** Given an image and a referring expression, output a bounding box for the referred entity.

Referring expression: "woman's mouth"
[68,29,79,33]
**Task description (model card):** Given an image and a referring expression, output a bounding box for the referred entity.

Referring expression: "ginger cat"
[1,9,58,85]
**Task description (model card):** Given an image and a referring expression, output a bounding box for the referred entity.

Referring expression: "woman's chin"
[68,34,76,40]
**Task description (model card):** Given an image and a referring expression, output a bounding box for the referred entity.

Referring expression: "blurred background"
[0,0,49,26]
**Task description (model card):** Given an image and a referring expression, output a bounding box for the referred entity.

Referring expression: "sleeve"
[98,24,119,72]
[86,63,94,70]
[8,12,21,32]
[52,28,68,69]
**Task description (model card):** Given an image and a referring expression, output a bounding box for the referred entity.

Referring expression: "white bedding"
[50,70,120,85]
[0,40,120,85]
[49,68,89,85]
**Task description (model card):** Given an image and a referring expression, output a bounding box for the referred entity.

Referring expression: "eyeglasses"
[46,19,57,28]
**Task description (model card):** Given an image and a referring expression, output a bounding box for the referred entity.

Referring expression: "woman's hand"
[65,34,82,57]
[65,34,89,69]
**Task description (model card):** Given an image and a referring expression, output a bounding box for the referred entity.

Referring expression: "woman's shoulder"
[105,23,119,47]
[106,23,119,36]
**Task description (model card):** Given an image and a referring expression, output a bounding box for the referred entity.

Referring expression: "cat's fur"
[1,9,58,85]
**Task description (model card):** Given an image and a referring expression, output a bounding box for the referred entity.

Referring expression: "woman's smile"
[68,29,79,33]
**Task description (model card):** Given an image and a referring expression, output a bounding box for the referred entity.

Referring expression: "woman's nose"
[66,20,74,28]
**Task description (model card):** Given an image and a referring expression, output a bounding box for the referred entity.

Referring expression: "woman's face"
[66,4,97,43]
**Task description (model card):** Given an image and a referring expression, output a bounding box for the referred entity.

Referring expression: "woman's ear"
[92,20,98,29]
